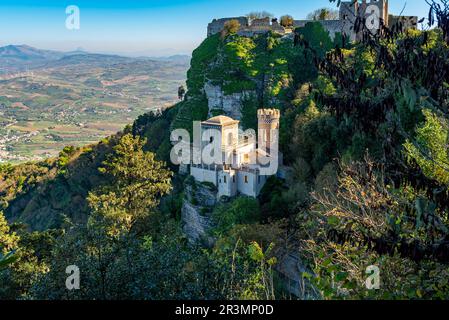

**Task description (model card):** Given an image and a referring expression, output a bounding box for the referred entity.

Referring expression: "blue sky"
[0,0,431,56]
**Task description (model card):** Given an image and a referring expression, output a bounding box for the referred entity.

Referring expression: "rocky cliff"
[204,81,256,120]
[181,178,217,246]
[171,31,301,133]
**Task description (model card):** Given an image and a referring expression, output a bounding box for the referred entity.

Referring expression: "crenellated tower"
[257,109,280,155]
[357,0,389,26]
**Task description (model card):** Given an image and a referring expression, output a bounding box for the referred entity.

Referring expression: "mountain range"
[0,45,191,74]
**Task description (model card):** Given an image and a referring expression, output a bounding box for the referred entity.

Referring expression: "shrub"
[222,19,241,38]
[212,197,260,234]
[280,15,294,28]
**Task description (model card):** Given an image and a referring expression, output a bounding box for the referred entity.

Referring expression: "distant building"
[190,109,280,198]
[207,0,418,41]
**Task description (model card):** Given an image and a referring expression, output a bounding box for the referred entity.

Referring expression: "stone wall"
[207,17,250,37]
[208,16,288,38]
[208,1,417,41]
[293,19,349,40]
[218,170,238,198]
[191,165,218,186]
[236,169,257,197]
[389,15,418,31]
[275,251,320,299]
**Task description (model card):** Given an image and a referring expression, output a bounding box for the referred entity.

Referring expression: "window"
[233,175,235,183]
[228,132,233,145]
[258,175,261,183]
[244,154,249,162]
[244,176,248,183]
[209,136,214,143]
[224,176,227,183]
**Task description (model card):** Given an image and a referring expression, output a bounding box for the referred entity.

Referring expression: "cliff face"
[172,32,299,133]
[181,180,217,247]
[204,81,256,120]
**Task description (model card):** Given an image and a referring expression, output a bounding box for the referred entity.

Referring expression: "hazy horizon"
[0,0,431,56]
[0,43,192,58]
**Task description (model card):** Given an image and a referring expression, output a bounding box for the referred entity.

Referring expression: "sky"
[0,0,431,56]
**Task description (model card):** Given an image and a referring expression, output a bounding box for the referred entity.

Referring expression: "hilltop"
[1,7,449,300]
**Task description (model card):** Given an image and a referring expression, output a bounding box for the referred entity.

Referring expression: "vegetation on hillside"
[1,1,449,300]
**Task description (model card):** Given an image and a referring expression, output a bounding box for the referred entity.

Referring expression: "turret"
[257,109,280,154]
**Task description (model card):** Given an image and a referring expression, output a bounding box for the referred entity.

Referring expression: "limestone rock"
[181,182,217,246]
[204,81,256,120]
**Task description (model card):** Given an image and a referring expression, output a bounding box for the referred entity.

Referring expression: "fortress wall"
[294,20,355,40]
[218,170,237,198]
[207,1,417,42]
[339,1,358,22]
[293,20,312,28]
[207,16,249,36]
[191,167,218,186]
[237,170,257,197]
[389,15,418,31]
[320,20,347,39]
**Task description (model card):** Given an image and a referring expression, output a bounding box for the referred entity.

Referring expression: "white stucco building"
[190,109,280,199]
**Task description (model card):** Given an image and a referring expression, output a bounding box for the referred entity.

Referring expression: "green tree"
[222,19,241,38]
[306,8,338,21]
[87,133,173,234]
[212,197,260,235]
[247,11,274,20]
[296,22,333,57]
[280,15,294,28]
[404,109,449,185]
[0,213,51,299]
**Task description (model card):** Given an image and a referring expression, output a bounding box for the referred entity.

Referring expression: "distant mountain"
[0,45,64,61]
[149,55,192,64]
[43,53,135,69]
[0,45,191,74]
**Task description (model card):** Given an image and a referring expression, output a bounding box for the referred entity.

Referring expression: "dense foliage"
[1,1,449,300]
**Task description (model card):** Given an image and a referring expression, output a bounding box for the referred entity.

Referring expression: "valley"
[0,46,189,162]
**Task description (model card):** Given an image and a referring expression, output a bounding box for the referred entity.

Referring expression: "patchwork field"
[0,51,189,163]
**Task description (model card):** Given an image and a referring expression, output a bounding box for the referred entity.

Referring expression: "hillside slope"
[2,21,449,299]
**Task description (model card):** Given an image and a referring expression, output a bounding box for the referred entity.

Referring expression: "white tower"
[257,109,280,155]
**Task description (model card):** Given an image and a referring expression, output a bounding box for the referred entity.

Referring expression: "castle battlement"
[257,108,280,118]
[207,1,418,41]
